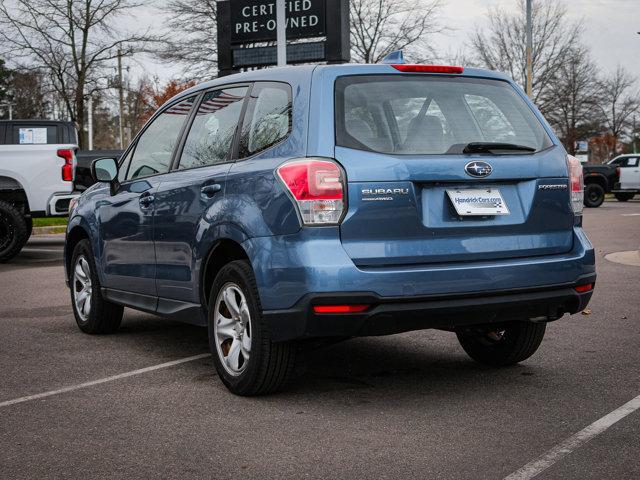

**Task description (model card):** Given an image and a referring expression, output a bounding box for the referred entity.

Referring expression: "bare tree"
[598,65,639,155]
[470,0,581,112]
[156,0,218,81]
[350,0,444,63]
[544,46,602,154]
[0,0,152,148]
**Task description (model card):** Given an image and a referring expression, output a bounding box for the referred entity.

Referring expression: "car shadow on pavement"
[102,314,541,402]
[287,335,539,397]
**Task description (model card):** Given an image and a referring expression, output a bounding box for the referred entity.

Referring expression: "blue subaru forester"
[65,63,596,395]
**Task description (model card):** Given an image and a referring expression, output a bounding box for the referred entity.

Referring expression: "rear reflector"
[566,154,583,215]
[391,64,464,74]
[313,304,369,314]
[277,158,346,225]
[58,148,74,182]
[574,284,593,293]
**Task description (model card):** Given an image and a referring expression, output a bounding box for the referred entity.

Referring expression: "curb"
[32,226,67,236]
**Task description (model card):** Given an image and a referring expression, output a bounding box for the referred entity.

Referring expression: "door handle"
[201,184,222,197]
[139,194,155,207]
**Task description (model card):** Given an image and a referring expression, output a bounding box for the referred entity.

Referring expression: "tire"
[208,260,296,396]
[25,216,33,239]
[456,322,546,367]
[614,192,635,202]
[583,183,605,208]
[69,239,123,334]
[0,200,29,263]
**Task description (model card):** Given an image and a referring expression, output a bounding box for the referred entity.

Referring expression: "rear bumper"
[244,226,596,341]
[47,191,80,216]
[264,279,595,341]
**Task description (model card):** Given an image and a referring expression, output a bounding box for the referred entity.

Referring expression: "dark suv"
[65,63,596,395]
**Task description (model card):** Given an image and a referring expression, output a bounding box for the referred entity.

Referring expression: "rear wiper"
[462,142,536,154]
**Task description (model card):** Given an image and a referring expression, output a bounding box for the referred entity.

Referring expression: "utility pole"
[87,96,94,150]
[1,103,15,119]
[525,0,533,98]
[276,0,286,67]
[117,48,125,149]
[633,116,637,154]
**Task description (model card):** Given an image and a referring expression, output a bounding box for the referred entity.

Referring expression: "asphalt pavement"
[1,200,639,480]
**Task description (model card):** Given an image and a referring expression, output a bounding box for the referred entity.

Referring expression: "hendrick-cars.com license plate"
[446,188,510,216]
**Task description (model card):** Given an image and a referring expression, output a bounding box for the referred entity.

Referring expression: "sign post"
[276,0,286,66]
[216,0,350,76]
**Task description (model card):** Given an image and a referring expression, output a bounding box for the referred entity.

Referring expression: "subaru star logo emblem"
[465,161,493,178]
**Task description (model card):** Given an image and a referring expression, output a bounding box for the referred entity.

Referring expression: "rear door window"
[126,96,195,180]
[335,75,552,155]
[238,82,291,158]
[11,125,57,144]
[178,87,248,169]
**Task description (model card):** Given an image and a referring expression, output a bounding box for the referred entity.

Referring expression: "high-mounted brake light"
[277,158,346,225]
[391,64,464,74]
[566,154,583,215]
[313,304,369,314]
[58,148,74,182]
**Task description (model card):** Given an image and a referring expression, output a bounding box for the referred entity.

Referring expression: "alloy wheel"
[73,255,92,321]
[213,282,252,376]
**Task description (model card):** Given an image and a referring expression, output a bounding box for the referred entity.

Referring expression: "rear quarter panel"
[220,72,313,242]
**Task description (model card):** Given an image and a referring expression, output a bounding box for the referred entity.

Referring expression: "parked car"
[0,119,79,261]
[582,154,639,207]
[65,63,596,395]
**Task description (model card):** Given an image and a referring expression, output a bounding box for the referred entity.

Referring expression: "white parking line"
[0,353,210,408]
[504,393,640,480]
[620,213,640,217]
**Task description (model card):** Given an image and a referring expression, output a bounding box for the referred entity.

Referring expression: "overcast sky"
[125,0,640,85]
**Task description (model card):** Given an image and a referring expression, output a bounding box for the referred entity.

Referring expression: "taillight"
[276,158,346,225]
[567,154,583,215]
[616,167,620,178]
[58,149,74,182]
[391,64,464,74]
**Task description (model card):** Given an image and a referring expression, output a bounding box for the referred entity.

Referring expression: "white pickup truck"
[0,119,80,261]
[605,154,639,202]
[615,155,640,199]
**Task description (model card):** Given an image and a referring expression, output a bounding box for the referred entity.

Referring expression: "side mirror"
[91,157,120,195]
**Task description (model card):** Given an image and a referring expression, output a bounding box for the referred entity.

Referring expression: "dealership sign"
[217,0,349,75]
[230,0,326,43]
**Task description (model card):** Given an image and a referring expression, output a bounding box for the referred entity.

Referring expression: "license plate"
[446,188,509,216]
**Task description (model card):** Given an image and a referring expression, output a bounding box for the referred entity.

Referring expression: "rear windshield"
[335,75,553,155]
